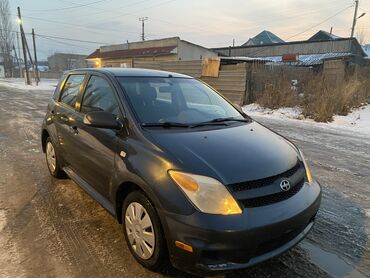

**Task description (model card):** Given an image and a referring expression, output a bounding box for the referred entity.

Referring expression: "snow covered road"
[0,83,369,277]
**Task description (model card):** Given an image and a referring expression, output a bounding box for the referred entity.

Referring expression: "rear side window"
[59,74,85,108]
[80,75,119,115]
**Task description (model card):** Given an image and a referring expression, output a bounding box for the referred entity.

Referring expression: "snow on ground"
[243,103,370,135]
[0,78,58,91]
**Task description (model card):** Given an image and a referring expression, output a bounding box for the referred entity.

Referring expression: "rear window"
[59,74,85,108]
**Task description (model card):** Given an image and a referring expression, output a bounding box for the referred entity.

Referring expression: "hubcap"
[125,202,155,260]
[46,142,56,173]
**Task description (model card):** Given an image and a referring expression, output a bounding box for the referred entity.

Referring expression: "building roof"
[48,53,86,58]
[262,52,353,66]
[86,45,177,60]
[308,30,341,42]
[219,53,353,66]
[213,38,367,57]
[363,44,370,58]
[242,30,285,46]
[71,67,192,78]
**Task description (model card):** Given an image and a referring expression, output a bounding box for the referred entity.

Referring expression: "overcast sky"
[8,0,370,60]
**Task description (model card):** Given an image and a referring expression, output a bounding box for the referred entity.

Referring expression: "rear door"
[53,73,86,166]
[71,74,120,197]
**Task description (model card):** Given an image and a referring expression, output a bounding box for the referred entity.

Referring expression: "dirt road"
[0,85,369,277]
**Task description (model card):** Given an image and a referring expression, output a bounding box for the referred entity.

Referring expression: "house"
[86,37,217,68]
[242,30,285,46]
[364,44,370,58]
[48,53,87,72]
[213,32,367,67]
[308,30,341,42]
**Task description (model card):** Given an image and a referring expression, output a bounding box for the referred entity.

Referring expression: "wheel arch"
[115,181,146,224]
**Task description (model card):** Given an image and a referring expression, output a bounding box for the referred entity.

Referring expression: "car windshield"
[117,77,244,125]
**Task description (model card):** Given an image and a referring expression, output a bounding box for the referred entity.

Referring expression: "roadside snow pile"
[244,103,304,120]
[243,103,370,135]
[332,105,370,130]
[0,78,58,91]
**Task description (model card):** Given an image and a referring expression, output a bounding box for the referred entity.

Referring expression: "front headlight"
[299,150,313,183]
[168,170,242,215]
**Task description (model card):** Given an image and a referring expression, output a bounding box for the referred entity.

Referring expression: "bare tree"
[0,0,14,77]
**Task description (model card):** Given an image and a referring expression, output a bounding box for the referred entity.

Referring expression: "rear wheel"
[122,191,166,271]
[45,137,64,178]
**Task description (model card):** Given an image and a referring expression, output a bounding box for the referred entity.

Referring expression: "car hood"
[148,121,299,185]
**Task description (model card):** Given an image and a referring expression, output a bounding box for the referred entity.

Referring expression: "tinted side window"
[81,76,119,115]
[59,74,85,108]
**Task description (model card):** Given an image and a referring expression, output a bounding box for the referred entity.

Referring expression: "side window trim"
[57,73,87,111]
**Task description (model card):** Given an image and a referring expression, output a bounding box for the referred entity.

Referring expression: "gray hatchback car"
[42,68,321,276]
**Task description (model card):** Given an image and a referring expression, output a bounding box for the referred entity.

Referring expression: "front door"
[72,74,121,198]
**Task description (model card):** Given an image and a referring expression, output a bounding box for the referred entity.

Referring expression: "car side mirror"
[83,111,120,130]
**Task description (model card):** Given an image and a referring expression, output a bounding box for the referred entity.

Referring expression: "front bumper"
[159,180,321,276]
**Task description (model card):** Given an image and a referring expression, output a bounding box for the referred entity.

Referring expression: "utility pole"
[232,39,235,47]
[16,32,22,77]
[20,29,37,84]
[139,17,148,41]
[32,29,39,84]
[350,0,359,37]
[17,7,30,85]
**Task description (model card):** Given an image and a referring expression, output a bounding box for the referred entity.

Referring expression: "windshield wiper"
[190,117,250,128]
[141,122,190,128]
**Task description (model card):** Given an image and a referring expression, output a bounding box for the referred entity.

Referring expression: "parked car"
[41,68,321,276]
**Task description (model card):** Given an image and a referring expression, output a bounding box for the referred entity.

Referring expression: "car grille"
[228,161,306,208]
[240,178,305,208]
[230,162,301,192]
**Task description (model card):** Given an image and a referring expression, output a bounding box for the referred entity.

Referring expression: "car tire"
[45,137,64,178]
[122,191,167,271]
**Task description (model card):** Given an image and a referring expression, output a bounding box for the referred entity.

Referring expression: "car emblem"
[280,180,291,191]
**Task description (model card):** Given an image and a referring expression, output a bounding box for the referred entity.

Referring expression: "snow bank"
[0,78,58,91]
[243,103,370,135]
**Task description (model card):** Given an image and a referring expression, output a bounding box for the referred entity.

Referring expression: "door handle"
[69,126,79,135]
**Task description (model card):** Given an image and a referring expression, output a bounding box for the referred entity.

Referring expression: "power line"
[0,27,109,45]
[55,0,151,19]
[37,35,94,50]
[23,0,110,12]
[231,4,355,59]
[285,5,353,41]
[9,13,151,38]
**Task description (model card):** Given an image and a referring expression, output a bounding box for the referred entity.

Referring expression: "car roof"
[70,67,193,78]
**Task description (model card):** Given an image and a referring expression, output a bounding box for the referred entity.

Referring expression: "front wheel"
[122,191,167,271]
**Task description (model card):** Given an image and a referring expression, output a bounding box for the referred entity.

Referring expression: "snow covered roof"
[263,53,353,66]
[225,53,353,66]
[363,44,370,58]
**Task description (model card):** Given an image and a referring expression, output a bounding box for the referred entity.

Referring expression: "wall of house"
[323,59,346,82]
[214,40,356,57]
[48,54,87,71]
[101,54,178,68]
[178,40,217,60]
[129,37,179,50]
